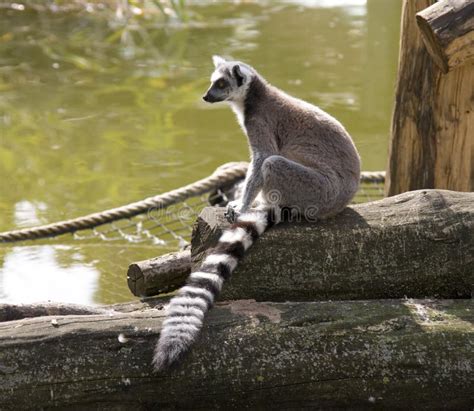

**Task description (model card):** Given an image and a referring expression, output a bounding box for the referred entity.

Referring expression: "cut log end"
[127,263,144,296]
[127,250,191,297]
[416,0,474,72]
[416,13,449,73]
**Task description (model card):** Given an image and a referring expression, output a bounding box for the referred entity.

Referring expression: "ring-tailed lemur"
[153,56,361,371]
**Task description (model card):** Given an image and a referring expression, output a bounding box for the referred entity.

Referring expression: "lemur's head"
[202,55,253,104]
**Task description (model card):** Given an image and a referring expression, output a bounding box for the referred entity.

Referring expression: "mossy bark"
[192,190,474,301]
[0,299,472,410]
[127,250,191,297]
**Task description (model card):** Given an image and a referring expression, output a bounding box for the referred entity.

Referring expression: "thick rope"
[0,163,248,243]
[0,164,385,243]
[359,171,386,184]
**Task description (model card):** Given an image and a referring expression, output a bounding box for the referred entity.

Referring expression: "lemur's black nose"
[202,94,209,102]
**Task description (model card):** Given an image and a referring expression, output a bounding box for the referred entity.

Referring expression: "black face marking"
[203,79,227,103]
[232,65,244,87]
[215,78,228,89]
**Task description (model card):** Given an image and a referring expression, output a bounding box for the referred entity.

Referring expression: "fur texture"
[153,56,361,371]
[152,209,275,371]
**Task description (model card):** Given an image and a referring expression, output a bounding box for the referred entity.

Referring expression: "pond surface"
[0,0,401,304]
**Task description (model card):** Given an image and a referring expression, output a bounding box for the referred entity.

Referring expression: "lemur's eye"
[216,79,227,89]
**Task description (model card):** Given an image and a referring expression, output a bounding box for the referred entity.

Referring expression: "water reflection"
[284,0,367,13]
[14,200,47,228]
[0,0,402,304]
[0,245,99,304]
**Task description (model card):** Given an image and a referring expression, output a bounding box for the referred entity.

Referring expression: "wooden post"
[416,0,474,73]
[386,0,473,196]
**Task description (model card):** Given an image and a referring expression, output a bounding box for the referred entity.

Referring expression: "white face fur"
[202,55,252,106]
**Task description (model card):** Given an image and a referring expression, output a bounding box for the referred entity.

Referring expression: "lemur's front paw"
[225,200,242,223]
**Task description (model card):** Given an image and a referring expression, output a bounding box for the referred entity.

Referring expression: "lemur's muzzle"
[202,85,222,103]
[202,92,219,103]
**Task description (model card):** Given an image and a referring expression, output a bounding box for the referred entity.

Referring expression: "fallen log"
[0,298,472,409]
[0,302,107,322]
[127,249,191,297]
[416,0,474,73]
[0,299,166,322]
[191,190,473,301]
[126,171,388,298]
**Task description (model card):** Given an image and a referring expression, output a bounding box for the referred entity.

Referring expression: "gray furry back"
[240,73,360,218]
[153,56,360,371]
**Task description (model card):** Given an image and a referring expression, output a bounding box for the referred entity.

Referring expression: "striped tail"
[152,208,279,371]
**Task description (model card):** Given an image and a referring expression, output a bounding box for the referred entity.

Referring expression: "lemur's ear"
[212,55,226,68]
[232,64,245,87]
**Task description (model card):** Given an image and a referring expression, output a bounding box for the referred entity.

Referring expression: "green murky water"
[0,0,401,304]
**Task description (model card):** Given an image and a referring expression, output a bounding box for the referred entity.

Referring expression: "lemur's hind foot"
[224,200,241,223]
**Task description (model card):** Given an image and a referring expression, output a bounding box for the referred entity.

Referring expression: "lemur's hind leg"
[261,155,347,219]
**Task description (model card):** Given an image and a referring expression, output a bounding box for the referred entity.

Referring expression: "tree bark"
[0,298,472,410]
[127,250,191,297]
[190,189,474,301]
[386,0,474,195]
[0,299,164,322]
[416,0,474,73]
[126,172,389,299]
[0,302,107,322]
[128,190,474,300]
